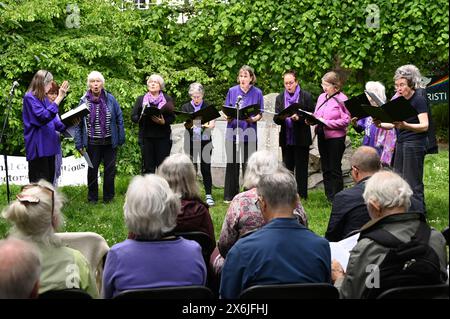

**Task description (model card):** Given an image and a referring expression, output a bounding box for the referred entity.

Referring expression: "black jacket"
[325,176,371,242]
[131,93,175,140]
[273,89,314,147]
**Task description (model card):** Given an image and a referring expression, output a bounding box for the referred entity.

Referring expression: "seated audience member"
[220,167,331,299]
[332,171,448,299]
[0,238,41,299]
[325,146,381,242]
[211,150,308,275]
[102,174,207,298]
[157,153,216,256]
[1,180,98,297]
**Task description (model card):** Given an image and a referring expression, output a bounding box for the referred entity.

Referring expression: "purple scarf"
[143,91,167,109]
[284,85,300,145]
[87,89,108,138]
[191,100,203,112]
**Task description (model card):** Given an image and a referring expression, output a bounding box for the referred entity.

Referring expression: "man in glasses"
[220,167,330,299]
[325,146,381,242]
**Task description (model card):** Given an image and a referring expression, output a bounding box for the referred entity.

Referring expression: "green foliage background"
[0,0,448,174]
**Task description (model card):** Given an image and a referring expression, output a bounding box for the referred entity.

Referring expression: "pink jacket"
[314,92,350,139]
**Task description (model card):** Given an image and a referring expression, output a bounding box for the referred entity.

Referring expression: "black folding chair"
[239,283,339,299]
[376,283,449,299]
[39,288,92,299]
[113,285,215,299]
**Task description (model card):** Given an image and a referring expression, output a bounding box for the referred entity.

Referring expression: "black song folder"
[297,109,327,126]
[222,104,261,120]
[60,103,90,126]
[276,103,301,118]
[175,105,221,124]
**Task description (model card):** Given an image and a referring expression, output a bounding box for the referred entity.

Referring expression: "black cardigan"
[273,89,314,147]
[131,93,175,140]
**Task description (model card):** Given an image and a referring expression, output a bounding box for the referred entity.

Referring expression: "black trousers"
[317,134,346,202]
[224,140,257,201]
[141,137,172,174]
[28,155,55,184]
[282,145,310,199]
[87,144,116,202]
[186,139,213,195]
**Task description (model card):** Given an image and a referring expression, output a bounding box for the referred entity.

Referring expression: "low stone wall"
[170,93,353,189]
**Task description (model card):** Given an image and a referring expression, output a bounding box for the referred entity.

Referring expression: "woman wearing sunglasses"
[2,180,98,297]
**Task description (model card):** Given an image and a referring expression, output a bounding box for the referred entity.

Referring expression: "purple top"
[22,92,66,161]
[356,116,397,166]
[283,85,300,145]
[102,238,207,298]
[225,85,264,142]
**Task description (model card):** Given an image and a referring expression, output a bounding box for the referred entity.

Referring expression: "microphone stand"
[235,99,241,188]
[1,90,15,203]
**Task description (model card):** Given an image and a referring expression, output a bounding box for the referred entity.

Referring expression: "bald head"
[0,238,41,299]
[350,146,381,182]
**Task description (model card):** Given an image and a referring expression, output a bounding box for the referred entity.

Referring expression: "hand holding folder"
[344,94,417,123]
[175,105,220,124]
[221,104,261,121]
[298,109,327,126]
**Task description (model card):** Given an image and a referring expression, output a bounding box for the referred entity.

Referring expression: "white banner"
[0,155,89,186]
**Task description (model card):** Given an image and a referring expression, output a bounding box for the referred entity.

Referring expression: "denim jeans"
[393,138,427,214]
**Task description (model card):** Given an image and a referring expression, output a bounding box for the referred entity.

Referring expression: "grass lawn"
[1,150,448,246]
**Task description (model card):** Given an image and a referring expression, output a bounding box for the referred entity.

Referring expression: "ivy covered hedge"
[0,0,448,174]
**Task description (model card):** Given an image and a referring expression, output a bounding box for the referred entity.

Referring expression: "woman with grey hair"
[374,65,429,213]
[331,171,447,299]
[102,174,206,298]
[211,150,308,275]
[351,81,396,166]
[157,153,216,255]
[181,82,216,206]
[2,180,98,297]
[74,71,126,203]
[131,74,175,174]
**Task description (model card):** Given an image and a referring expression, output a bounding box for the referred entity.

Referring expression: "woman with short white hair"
[351,81,396,166]
[102,174,207,299]
[74,71,126,203]
[131,74,175,174]
[2,180,98,297]
[211,150,308,275]
[182,82,216,206]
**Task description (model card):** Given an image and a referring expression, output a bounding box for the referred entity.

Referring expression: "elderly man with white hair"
[102,174,207,299]
[74,71,125,203]
[0,238,41,299]
[332,171,448,299]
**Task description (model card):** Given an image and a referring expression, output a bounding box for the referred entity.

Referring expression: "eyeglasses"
[17,183,55,217]
[255,195,263,210]
[394,82,408,89]
[351,165,359,173]
[284,81,296,86]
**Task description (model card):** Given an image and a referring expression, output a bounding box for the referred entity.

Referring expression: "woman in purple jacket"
[223,65,264,202]
[308,71,350,202]
[22,70,69,184]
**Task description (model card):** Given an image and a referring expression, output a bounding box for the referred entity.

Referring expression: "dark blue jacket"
[74,91,125,150]
[220,218,331,299]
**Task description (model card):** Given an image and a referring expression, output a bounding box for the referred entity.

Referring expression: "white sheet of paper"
[329,233,359,271]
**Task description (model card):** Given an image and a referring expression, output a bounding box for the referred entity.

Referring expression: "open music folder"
[345,94,417,123]
[174,105,220,124]
[221,104,261,120]
[297,109,327,126]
